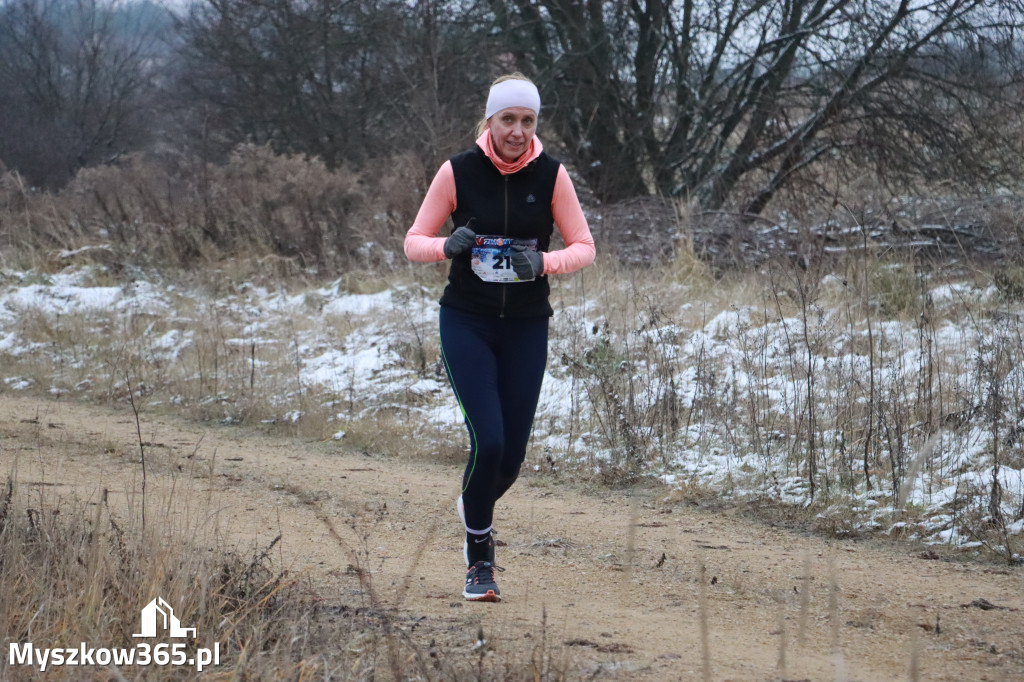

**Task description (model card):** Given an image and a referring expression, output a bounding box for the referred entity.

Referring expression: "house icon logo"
[133,597,197,639]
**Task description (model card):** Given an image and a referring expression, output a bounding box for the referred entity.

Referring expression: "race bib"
[471,236,539,283]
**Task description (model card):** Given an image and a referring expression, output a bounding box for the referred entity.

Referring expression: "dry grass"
[0,148,1021,682]
[0,146,426,277]
[2,247,1020,558]
[0,475,327,679]
[0,466,570,680]
[542,236,1023,559]
[0,148,1021,562]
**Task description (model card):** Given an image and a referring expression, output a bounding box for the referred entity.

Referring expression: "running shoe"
[463,560,503,602]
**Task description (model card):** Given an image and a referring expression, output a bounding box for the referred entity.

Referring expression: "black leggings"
[439,305,548,533]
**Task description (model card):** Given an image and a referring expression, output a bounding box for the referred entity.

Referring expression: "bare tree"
[489,0,1024,211]
[173,0,499,170]
[0,0,167,188]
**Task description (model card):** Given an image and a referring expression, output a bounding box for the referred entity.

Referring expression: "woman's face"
[488,107,537,162]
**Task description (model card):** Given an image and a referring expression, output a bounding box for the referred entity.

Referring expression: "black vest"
[440,145,561,318]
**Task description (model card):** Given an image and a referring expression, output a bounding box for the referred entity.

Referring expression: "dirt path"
[2,395,1022,681]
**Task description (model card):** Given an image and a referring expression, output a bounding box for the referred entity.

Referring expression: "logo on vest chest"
[526,194,536,203]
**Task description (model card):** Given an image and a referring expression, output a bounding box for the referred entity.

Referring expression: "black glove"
[443,225,477,259]
[510,245,543,280]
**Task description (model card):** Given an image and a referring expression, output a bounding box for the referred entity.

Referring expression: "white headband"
[485,80,541,119]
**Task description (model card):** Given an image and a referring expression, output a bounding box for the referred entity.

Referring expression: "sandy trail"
[1,395,1021,681]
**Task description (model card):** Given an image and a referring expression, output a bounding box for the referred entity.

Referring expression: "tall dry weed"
[0,145,428,277]
[0,471,571,680]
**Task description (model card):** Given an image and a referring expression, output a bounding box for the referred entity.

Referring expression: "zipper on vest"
[500,175,509,319]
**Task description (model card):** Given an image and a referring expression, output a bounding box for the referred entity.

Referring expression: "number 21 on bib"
[471,236,539,283]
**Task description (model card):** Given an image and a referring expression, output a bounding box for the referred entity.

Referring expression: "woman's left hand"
[510,246,543,280]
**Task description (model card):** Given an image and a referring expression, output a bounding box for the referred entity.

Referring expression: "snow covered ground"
[0,265,1020,559]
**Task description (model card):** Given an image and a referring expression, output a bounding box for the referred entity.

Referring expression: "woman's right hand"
[443,225,477,259]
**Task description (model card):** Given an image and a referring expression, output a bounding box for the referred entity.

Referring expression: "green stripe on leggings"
[440,338,478,493]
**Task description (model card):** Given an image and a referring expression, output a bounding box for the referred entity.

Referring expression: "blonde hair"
[475,72,536,137]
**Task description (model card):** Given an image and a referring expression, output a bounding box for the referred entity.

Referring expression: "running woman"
[404,73,595,601]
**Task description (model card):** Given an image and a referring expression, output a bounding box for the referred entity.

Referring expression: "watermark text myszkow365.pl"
[8,597,220,673]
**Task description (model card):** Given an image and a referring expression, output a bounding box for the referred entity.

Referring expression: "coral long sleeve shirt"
[404,132,596,276]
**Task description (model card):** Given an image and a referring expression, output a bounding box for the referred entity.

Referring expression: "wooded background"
[3,0,1024,218]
